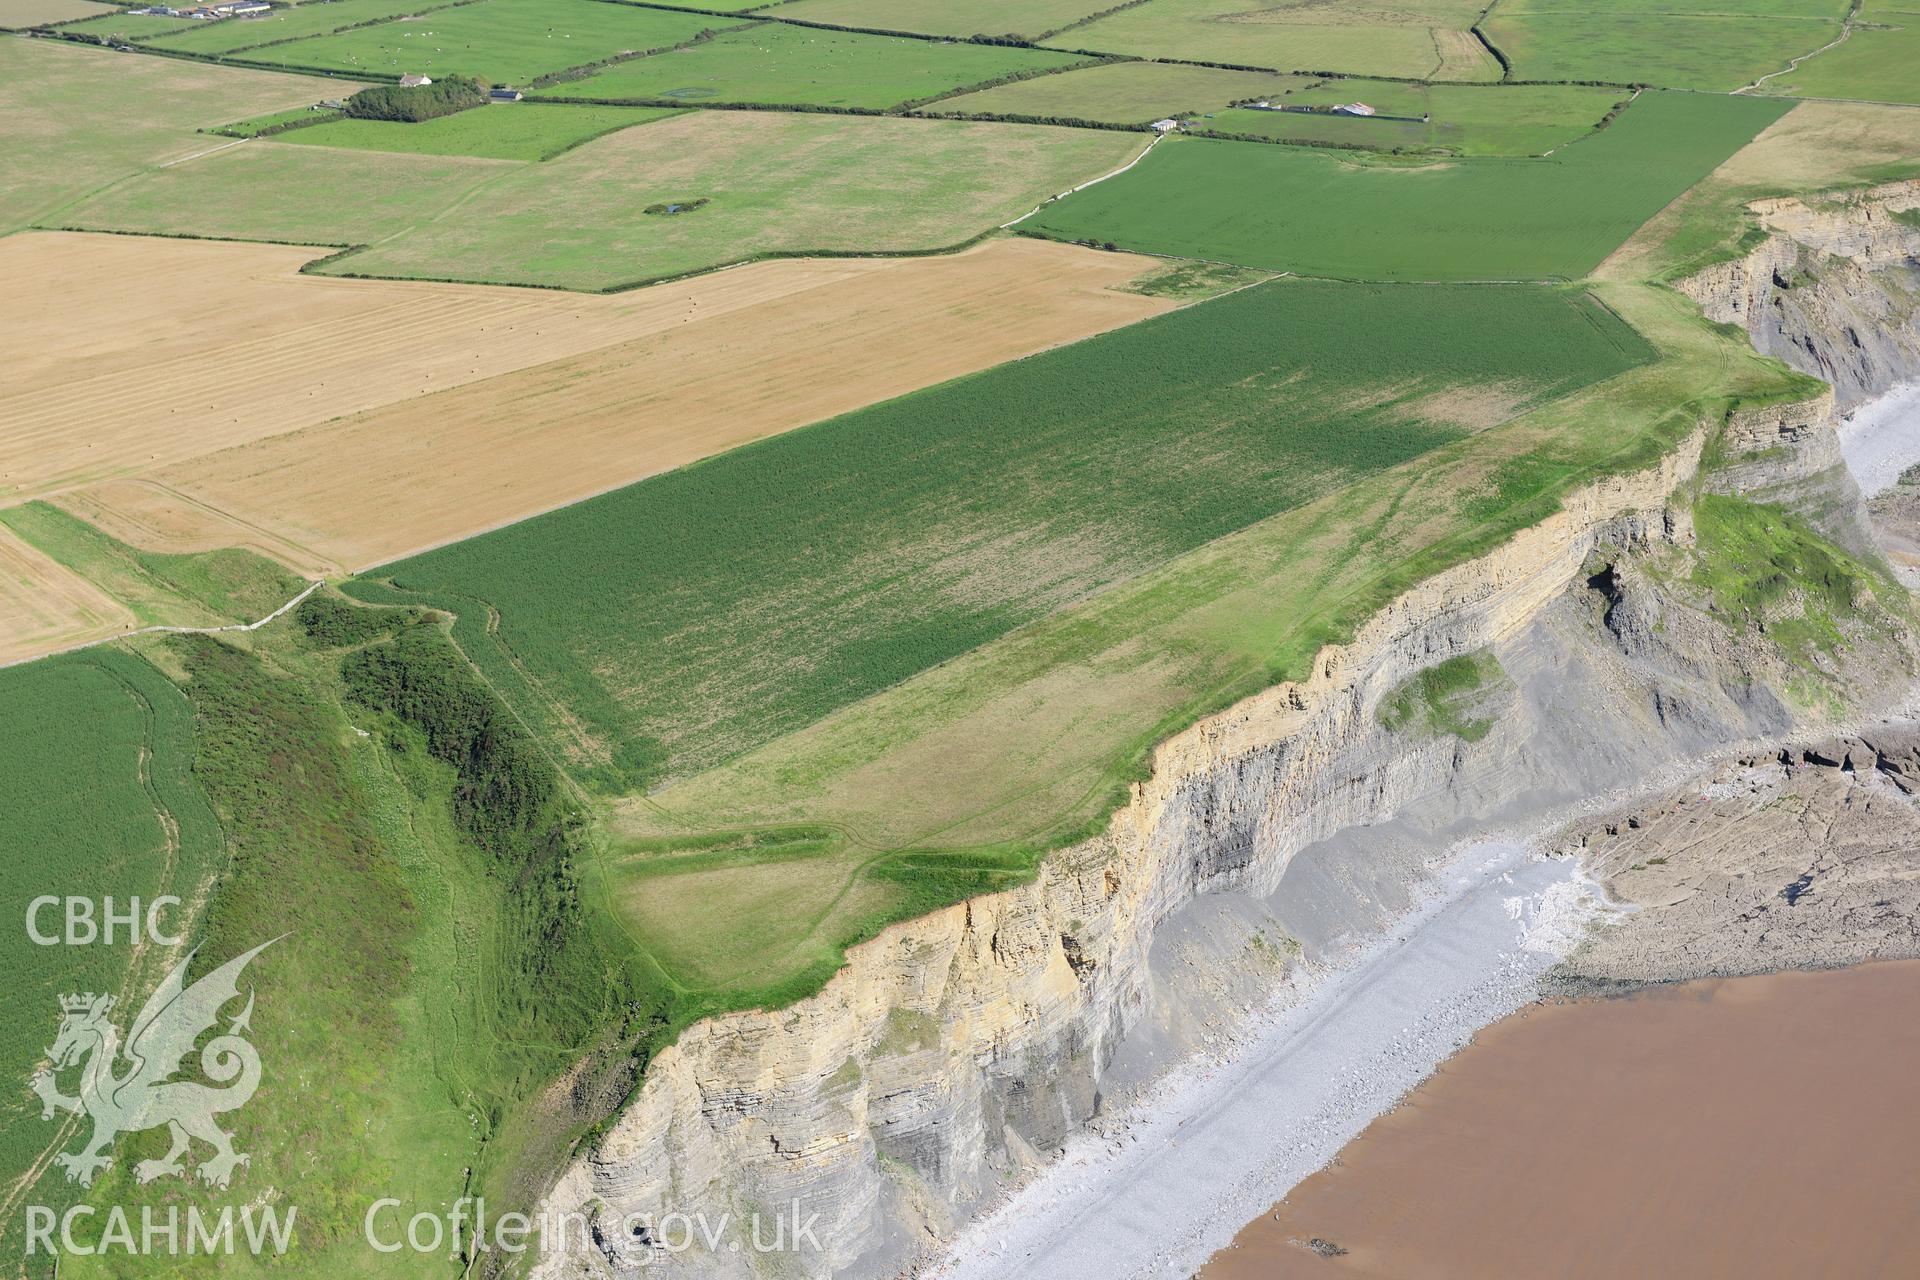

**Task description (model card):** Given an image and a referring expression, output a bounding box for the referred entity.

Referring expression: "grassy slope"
[278,103,679,161]
[0,649,223,1262]
[0,502,305,629]
[3,610,649,1279]
[537,22,1092,110]
[1022,91,1792,281]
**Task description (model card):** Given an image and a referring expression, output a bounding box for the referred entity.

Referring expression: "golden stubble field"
[0,231,1176,583]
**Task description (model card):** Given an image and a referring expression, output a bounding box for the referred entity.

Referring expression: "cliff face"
[531,198,1920,1280]
[1680,180,1920,413]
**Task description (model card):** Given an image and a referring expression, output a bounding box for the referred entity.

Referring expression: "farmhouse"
[490,87,523,101]
[1333,102,1376,116]
[399,73,433,87]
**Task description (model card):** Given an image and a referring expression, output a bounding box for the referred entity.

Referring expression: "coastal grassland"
[1481,6,1845,91]
[1202,83,1628,157]
[0,502,305,628]
[591,279,1817,996]
[305,112,1145,289]
[141,0,458,54]
[932,61,1303,124]
[1762,17,1920,104]
[344,281,1653,810]
[1598,100,1920,283]
[1063,0,1500,80]
[0,647,222,1259]
[772,0,1117,40]
[1021,91,1792,281]
[535,22,1090,109]
[0,37,349,232]
[277,102,679,160]
[0,0,115,25]
[244,0,730,85]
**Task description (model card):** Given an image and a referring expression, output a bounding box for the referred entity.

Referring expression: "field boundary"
[0,579,322,673]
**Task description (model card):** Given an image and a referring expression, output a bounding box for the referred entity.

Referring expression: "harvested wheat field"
[0,523,132,667]
[30,235,1175,572]
[2,230,906,502]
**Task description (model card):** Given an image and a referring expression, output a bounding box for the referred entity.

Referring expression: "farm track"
[1737,0,1864,95]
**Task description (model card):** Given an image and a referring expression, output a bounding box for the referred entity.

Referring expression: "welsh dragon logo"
[30,939,278,1190]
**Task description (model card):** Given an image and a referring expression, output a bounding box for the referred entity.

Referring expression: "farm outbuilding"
[1334,102,1376,116]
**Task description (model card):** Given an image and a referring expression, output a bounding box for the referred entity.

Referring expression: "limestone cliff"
[528,196,1920,1280]
[1680,180,1920,413]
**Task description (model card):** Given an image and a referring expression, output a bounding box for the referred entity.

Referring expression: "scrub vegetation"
[1379,650,1509,742]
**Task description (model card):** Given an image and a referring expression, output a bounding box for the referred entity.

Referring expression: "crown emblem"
[59,992,108,1015]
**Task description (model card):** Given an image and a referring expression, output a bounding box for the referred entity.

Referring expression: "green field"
[346,280,1652,805]
[56,110,1139,288]
[0,502,306,628]
[278,101,678,159]
[0,648,224,1254]
[1198,83,1628,156]
[1763,16,1920,104]
[243,0,731,85]
[537,22,1089,109]
[932,60,1302,124]
[55,8,197,38]
[317,111,1138,286]
[55,138,516,248]
[1023,91,1791,281]
[142,0,459,55]
[0,38,346,233]
[1065,0,1500,80]
[773,0,1117,40]
[1483,9,1844,90]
